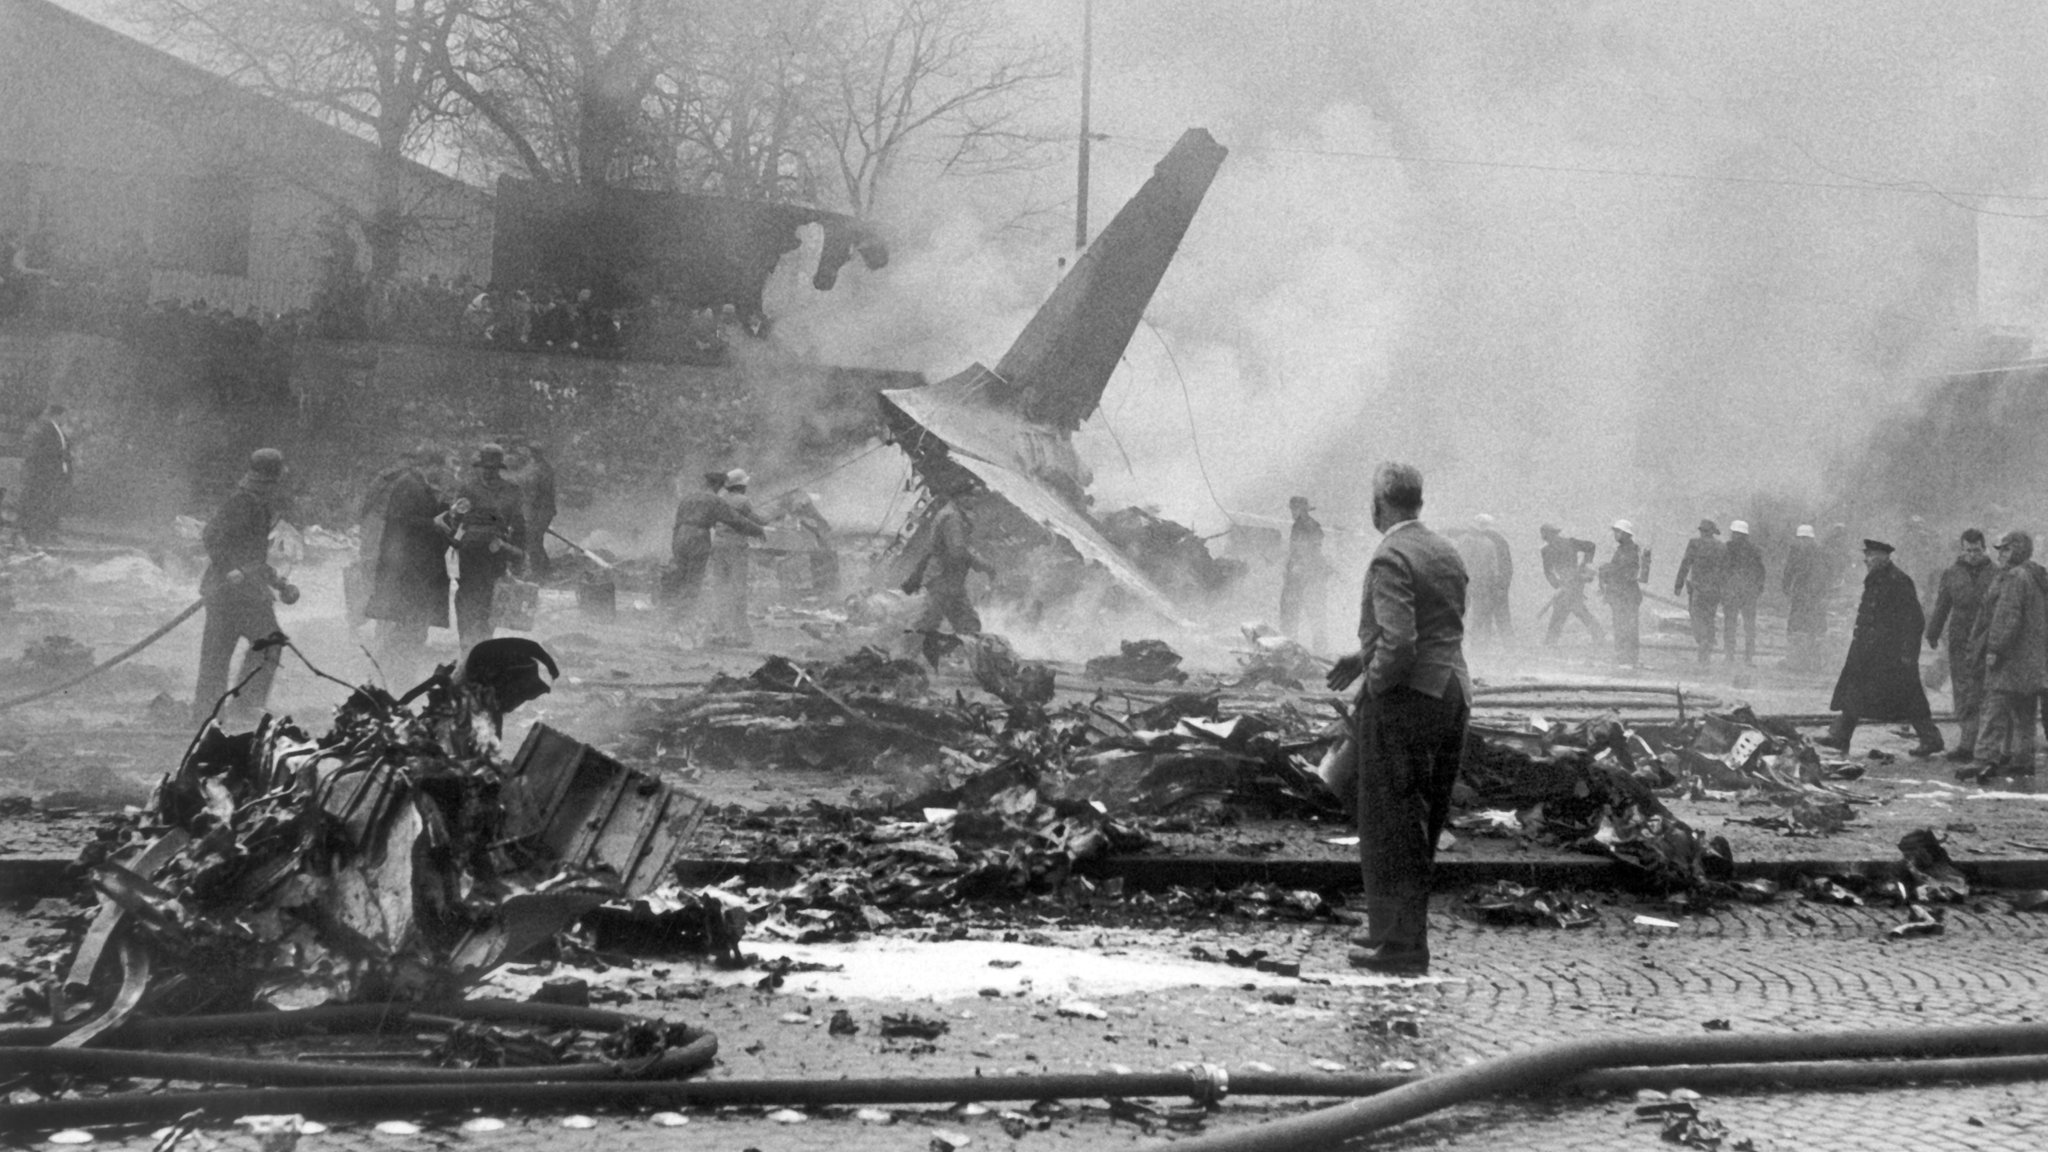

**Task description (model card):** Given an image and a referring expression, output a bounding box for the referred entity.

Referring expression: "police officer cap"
[1862,538,1895,553]
[248,448,284,477]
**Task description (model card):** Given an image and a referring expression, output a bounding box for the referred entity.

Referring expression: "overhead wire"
[1097,133,2048,213]
[1140,317,1236,528]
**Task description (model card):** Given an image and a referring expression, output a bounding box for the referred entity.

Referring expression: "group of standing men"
[1831,525,2048,780]
[190,441,551,725]
[1673,519,1769,665]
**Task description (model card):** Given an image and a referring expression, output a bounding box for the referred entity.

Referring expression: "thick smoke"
[772,1,2048,545]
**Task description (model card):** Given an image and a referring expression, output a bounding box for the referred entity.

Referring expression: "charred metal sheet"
[506,724,708,895]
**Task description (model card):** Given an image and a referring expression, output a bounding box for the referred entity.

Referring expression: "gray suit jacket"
[1360,521,1472,701]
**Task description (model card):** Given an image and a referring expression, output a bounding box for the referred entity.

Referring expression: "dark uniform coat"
[364,469,450,627]
[1723,537,1767,606]
[1927,554,1996,656]
[1830,561,1932,721]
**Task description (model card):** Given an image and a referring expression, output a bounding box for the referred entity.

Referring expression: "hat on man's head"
[726,468,751,488]
[1473,513,1495,527]
[1613,519,1636,536]
[1289,495,1311,511]
[1729,520,1750,534]
[703,470,730,489]
[1796,524,1815,538]
[474,443,506,468]
[1862,538,1895,554]
[1540,523,1561,537]
[248,448,284,478]
[1697,518,1718,534]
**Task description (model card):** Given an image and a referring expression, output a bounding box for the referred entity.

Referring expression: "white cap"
[1612,518,1636,535]
[726,468,751,487]
[1473,513,1495,526]
[1729,519,1750,534]
[1796,524,1815,538]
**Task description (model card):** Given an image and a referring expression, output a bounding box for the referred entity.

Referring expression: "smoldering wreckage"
[0,126,2011,1143]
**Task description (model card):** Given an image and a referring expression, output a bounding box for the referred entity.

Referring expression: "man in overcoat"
[365,445,452,680]
[1926,528,1996,763]
[1818,539,1943,756]
[1968,530,2047,778]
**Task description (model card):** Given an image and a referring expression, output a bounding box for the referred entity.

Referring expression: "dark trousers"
[1724,597,1758,662]
[1827,713,1942,753]
[192,591,281,726]
[1544,587,1604,645]
[1953,660,1986,754]
[662,550,712,618]
[1610,598,1641,666]
[915,578,982,665]
[1981,690,2038,768]
[1356,685,1469,954]
[1279,577,1327,653]
[1688,590,1723,661]
[454,552,501,653]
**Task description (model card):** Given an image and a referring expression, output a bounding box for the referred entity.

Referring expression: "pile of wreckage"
[12,639,706,1031]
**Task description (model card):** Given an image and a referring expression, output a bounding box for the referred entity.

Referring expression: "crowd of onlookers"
[0,264,746,369]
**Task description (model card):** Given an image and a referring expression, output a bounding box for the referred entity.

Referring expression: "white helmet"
[1796,524,1815,538]
[1612,518,1636,536]
[1729,519,1750,534]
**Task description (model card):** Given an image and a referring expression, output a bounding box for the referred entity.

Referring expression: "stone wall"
[0,329,916,530]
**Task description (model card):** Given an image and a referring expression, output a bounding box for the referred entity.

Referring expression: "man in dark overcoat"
[1819,538,1943,756]
[192,449,300,726]
[18,403,71,545]
[365,445,452,680]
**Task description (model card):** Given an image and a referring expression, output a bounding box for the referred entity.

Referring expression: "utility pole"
[1075,0,1093,250]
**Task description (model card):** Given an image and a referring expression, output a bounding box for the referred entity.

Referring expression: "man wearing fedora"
[447,443,527,652]
[1819,538,1942,757]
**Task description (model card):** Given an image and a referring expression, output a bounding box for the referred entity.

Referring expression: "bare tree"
[117,0,471,279]
[811,0,1061,215]
[436,0,676,186]
[651,0,830,203]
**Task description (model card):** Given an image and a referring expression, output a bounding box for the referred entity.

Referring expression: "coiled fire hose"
[8,1017,2048,1134]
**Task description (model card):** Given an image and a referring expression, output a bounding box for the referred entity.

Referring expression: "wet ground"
[5,538,2048,1148]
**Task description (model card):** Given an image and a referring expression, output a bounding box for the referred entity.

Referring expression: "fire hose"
[8,1018,2048,1133]
[0,598,204,714]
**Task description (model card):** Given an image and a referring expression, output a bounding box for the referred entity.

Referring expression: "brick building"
[0,0,489,316]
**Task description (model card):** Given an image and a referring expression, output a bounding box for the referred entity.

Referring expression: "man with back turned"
[1326,462,1469,976]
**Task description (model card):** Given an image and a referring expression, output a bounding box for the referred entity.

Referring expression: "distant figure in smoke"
[903,480,996,667]
[667,469,763,637]
[1598,520,1646,668]
[511,440,558,581]
[1819,522,1854,636]
[1674,518,1726,665]
[1722,520,1767,665]
[1926,528,1995,764]
[1279,495,1328,652]
[706,468,771,647]
[18,403,71,546]
[1782,524,1826,665]
[1901,514,1941,603]
[786,491,841,599]
[1471,514,1514,642]
[192,448,300,727]
[364,445,453,682]
[446,444,527,652]
[1962,530,2044,780]
[1537,524,1604,646]
[1818,538,1942,758]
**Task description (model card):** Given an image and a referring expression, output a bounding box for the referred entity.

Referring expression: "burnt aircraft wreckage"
[880,128,1231,621]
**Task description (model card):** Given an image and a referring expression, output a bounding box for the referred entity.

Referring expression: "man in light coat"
[1970,530,2047,780]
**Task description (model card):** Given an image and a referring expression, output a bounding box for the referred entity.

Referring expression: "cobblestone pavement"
[35,896,2048,1152]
